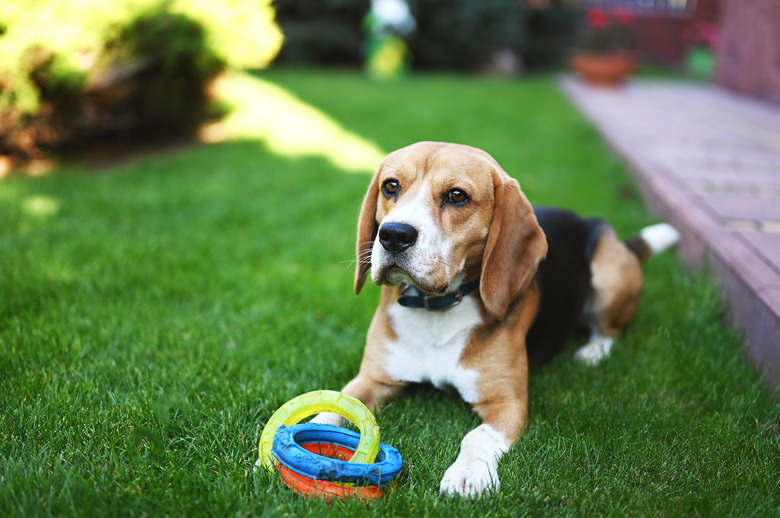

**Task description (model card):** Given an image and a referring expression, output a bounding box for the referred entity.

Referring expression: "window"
[566,1,695,16]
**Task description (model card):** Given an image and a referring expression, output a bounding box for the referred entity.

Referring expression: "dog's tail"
[624,223,680,262]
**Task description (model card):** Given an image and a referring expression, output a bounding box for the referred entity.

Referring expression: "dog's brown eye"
[447,189,470,206]
[382,179,400,198]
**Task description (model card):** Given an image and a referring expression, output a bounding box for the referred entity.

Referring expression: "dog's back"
[528,207,679,368]
[526,207,607,368]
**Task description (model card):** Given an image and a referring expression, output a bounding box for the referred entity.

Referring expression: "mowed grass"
[2,68,778,517]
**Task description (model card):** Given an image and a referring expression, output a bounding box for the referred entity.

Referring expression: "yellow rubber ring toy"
[258,390,380,471]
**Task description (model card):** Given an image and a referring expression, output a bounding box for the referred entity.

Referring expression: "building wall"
[716,0,780,104]
[589,0,718,64]
[632,15,689,63]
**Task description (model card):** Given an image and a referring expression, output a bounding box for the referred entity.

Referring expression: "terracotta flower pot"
[570,52,636,87]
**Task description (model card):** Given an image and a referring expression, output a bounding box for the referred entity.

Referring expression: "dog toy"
[258,390,402,501]
[257,390,380,470]
[273,423,403,500]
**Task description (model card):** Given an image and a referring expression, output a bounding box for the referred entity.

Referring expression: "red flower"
[613,6,634,26]
[698,21,718,46]
[586,8,610,29]
[682,21,718,48]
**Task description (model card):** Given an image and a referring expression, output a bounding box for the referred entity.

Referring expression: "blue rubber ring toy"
[271,423,403,487]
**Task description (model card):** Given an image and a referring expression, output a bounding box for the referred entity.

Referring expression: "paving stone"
[697,192,780,221]
[738,231,780,271]
[678,169,780,186]
[560,76,780,388]
[687,180,780,195]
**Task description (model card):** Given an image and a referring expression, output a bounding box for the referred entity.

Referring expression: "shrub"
[268,0,581,73]
[273,0,370,66]
[523,4,583,69]
[406,0,527,71]
[275,0,519,72]
[0,0,282,159]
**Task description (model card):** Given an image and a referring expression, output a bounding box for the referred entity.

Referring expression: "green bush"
[0,0,282,158]
[407,0,527,70]
[273,0,370,66]
[269,0,581,72]
[406,0,581,71]
[523,5,583,69]
[272,0,525,71]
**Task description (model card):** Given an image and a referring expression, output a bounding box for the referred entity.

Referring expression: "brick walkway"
[560,77,780,388]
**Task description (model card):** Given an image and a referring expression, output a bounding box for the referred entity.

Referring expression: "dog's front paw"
[439,458,500,497]
[439,424,509,498]
[309,412,344,427]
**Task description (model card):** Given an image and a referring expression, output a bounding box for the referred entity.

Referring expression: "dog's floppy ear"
[480,174,547,319]
[354,172,380,294]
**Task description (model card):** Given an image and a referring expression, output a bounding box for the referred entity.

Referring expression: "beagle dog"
[314,142,679,497]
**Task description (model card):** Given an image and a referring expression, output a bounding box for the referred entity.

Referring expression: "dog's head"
[355,142,547,319]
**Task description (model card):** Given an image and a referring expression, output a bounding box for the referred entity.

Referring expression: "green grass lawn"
[2,68,778,517]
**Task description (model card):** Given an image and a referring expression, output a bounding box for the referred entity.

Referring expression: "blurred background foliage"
[0,0,282,159]
[273,0,580,71]
[273,0,371,66]
[407,0,529,70]
[0,0,580,162]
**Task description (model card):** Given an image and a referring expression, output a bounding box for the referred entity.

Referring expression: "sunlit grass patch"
[202,71,386,173]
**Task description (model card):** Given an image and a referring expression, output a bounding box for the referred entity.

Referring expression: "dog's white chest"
[384,296,483,402]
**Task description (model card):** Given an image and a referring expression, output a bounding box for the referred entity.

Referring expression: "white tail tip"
[640,223,680,256]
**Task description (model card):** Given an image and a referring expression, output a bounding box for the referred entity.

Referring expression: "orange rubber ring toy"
[276,442,387,501]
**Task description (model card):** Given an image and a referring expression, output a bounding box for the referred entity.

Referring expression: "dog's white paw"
[309,412,344,427]
[440,457,500,497]
[439,424,510,498]
[574,335,614,365]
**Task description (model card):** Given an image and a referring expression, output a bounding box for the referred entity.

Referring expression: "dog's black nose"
[378,222,418,254]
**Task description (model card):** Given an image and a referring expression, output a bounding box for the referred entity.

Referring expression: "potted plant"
[570,7,636,87]
[682,21,717,80]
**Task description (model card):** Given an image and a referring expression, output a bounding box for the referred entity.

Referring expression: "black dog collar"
[397,278,480,311]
